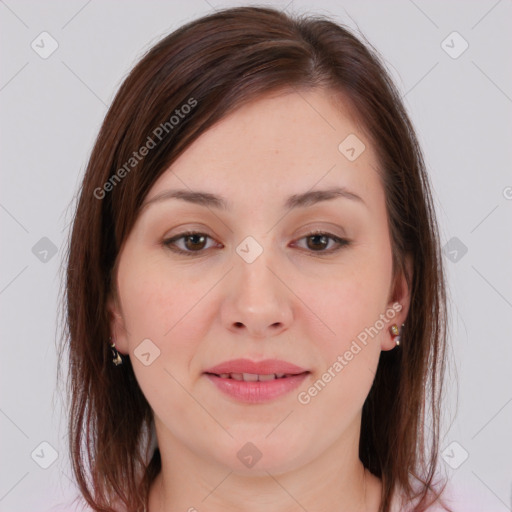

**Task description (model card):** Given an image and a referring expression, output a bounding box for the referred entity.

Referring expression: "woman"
[62,6,450,511]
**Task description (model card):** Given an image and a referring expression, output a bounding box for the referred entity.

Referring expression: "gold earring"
[390,324,403,346]
[110,337,123,366]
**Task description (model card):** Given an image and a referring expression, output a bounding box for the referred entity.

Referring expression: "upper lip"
[204,358,308,375]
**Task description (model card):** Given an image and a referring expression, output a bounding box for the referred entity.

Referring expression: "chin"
[212,433,309,476]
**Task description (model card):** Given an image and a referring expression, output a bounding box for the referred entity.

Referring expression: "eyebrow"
[141,186,366,212]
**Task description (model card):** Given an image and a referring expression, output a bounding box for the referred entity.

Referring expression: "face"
[109,88,410,476]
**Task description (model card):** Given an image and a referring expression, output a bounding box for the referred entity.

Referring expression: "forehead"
[147,89,380,202]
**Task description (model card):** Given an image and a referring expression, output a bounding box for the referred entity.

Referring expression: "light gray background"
[1,0,511,510]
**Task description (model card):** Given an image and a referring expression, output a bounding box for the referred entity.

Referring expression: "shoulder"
[45,497,95,512]
[46,496,127,512]
[430,477,504,512]
[392,477,500,512]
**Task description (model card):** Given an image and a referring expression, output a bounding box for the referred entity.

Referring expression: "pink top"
[391,479,503,511]
[48,479,498,511]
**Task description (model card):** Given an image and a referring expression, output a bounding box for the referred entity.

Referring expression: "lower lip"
[205,373,309,403]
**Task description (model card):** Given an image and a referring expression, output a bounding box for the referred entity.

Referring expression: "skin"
[109,88,411,512]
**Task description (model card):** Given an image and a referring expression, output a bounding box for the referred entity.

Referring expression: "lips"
[204,358,308,376]
[204,359,310,403]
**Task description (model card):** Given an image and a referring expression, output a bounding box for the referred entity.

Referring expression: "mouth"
[203,359,310,403]
[205,372,306,381]
[204,358,308,376]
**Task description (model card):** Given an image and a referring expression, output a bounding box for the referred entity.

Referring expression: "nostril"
[234,322,244,328]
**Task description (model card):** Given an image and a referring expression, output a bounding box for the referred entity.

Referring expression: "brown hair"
[60,6,449,512]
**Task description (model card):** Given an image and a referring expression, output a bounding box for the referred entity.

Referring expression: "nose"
[220,247,293,339]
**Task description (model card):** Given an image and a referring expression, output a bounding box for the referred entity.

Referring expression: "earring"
[109,337,123,366]
[390,323,404,346]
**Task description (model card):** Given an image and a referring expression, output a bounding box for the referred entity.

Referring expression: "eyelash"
[162,230,350,257]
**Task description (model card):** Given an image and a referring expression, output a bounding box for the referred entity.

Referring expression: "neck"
[148,420,380,512]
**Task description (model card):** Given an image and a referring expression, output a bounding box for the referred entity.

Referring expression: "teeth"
[216,372,296,381]
[242,373,259,382]
[217,373,288,381]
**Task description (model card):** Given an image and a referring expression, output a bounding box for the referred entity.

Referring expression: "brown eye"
[163,231,220,255]
[164,230,349,257]
[306,234,330,251]
[183,233,207,251]
[294,232,350,254]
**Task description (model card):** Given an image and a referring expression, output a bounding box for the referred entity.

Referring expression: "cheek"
[119,265,209,418]
[294,267,389,424]
[117,257,204,356]
[303,257,392,345]
[118,255,225,380]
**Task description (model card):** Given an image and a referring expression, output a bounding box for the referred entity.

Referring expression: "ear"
[381,253,413,351]
[107,293,129,355]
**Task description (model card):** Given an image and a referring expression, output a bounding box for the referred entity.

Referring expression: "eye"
[292,231,350,253]
[163,230,350,257]
[163,231,222,255]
